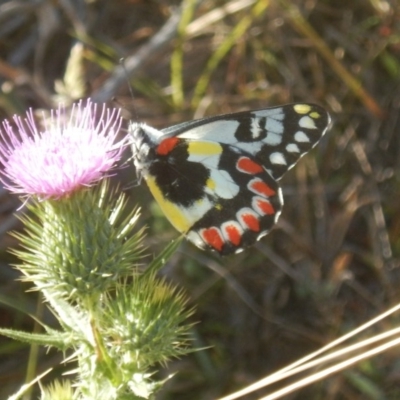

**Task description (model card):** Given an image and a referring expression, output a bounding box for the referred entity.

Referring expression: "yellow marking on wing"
[145,176,191,233]
[293,104,312,114]
[188,141,222,155]
[310,111,321,119]
[206,178,216,190]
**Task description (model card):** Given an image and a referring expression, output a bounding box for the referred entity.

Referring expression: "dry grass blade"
[218,303,400,399]
[186,0,257,37]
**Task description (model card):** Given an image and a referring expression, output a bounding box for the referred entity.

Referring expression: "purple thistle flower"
[0,99,125,199]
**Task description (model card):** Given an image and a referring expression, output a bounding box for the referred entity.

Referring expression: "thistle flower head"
[0,99,124,199]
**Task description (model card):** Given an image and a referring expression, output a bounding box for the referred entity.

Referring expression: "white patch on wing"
[187,150,221,168]
[250,119,263,139]
[269,152,286,165]
[178,120,240,141]
[286,143,300,153]
[233,141,264,155]
[299,116,317,129]
[206,169,240,199]
[266,118,284,135]
[253,108,284,119]
[187,148,240,199]
[265,131,282,146]
[187,230,204,248]
[294,131,310,143]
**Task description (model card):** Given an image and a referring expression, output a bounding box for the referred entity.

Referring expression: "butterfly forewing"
[169,103,329,180]
[130,103,330,255]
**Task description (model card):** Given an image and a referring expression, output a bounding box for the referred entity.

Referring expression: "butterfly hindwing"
[184,142,283,255]
[130,103,330,255]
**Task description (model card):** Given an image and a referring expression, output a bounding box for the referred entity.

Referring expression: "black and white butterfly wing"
[130,103,330,255]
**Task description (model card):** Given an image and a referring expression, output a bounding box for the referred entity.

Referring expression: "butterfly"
[130,103,330,255]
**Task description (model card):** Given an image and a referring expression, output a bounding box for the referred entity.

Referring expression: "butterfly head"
[129,122,164,175]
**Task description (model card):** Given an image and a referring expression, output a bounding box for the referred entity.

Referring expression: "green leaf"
[0,328,70,350]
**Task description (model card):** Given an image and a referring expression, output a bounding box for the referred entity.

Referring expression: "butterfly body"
[130,104,330,255]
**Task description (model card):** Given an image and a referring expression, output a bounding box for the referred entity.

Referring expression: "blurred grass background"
[0,0,399,399]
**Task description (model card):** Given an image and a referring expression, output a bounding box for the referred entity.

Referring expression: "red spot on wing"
[224,224,241,246]
[156,137,180,155]
[201,227,224,252]
[242,213,260,232]
[257,198,275,215]
[237,157,263,174]
[250,179,276,197]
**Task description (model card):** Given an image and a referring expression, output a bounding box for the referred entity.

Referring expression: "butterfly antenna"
[119,58,139,122]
